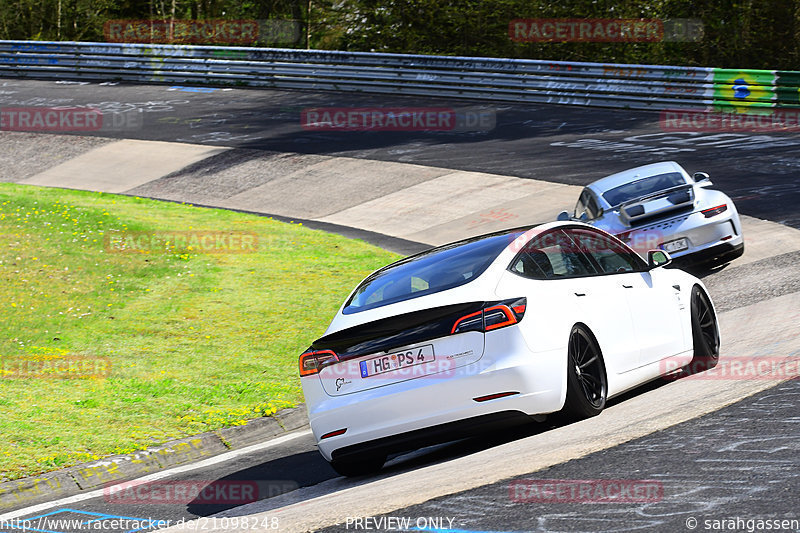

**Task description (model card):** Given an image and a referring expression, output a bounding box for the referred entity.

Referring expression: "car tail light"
[299,349,339,376]
[451,310,484,334]
[702,204,728,218]
[451,298,526,334]
[484,305,517,331]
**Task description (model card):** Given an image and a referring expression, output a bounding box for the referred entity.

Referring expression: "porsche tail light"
[452,298,526,334]
[299,349,339,376]
[702,204,728,218]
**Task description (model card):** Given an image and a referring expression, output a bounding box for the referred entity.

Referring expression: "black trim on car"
[668,242,744,267]
[311,302,485,361]
[627,205,695,228]
[329,410,536,462]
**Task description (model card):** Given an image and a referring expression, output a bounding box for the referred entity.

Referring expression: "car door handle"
[622,284,633,288]
[673,284,681,291]
[574,292,587,297]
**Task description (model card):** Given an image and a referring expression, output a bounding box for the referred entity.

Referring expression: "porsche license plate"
[359,345,435,378]
[663,238,689,253]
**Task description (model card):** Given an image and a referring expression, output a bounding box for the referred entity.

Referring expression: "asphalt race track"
[1,77,799,533]
[318,379,800,533]
[2,78,799,229]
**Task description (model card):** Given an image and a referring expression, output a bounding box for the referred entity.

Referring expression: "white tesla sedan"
[300,221,720,476]
[559,161,744,265]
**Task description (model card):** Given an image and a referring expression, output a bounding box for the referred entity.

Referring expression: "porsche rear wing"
[619,184,695,227]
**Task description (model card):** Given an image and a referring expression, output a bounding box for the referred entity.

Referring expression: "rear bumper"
[670,241,744,267]
[618,209,743,262]
[306,343,565,461]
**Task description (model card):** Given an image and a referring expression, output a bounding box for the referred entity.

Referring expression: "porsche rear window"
[343,229,526,314]
[602,172,687,207]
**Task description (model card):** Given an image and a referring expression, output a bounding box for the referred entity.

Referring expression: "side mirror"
[647,250,672,269]
[693,172,711,183]
[557,210,572,221]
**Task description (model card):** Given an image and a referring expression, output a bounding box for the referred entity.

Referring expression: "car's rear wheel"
[330,453,386,477]
[562,325,607,419]
[687,285,719,374]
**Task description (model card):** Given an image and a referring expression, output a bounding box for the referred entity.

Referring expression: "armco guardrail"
[0,40,798,112]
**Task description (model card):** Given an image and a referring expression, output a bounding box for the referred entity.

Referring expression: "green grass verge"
[0,183,400,480]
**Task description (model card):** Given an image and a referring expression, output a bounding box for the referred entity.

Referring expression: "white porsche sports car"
[559,161,744,265]
[300,221,720,476]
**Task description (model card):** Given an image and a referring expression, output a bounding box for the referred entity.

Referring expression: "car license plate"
[359,345,435,378]
[663,238,689,253]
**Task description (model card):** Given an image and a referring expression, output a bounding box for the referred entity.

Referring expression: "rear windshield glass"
[343,229,526,314]
[602,172,687,207]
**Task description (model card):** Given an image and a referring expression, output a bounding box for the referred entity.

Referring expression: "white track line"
[0,429,312,521]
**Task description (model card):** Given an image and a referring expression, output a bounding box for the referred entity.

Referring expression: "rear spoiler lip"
[617,205,695,229]
[618,183,695,226]
[311,301,487,363]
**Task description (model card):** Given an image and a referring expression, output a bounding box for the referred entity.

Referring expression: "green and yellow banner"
[711,69,775,113]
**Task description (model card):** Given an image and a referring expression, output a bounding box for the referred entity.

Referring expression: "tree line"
[1,0,798,69]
